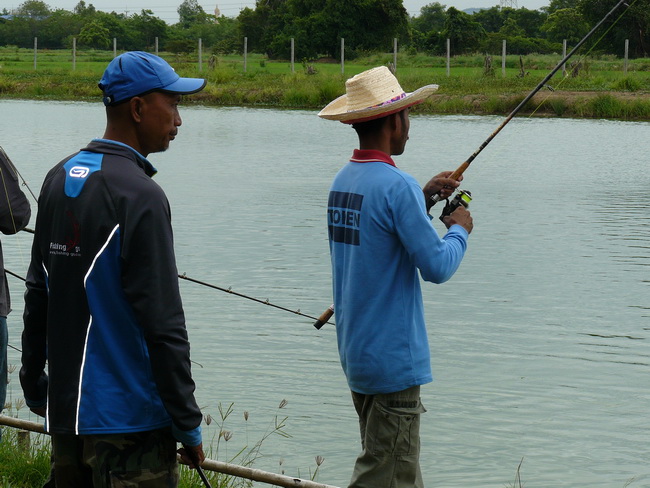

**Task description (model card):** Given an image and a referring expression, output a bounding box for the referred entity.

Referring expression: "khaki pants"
[349,385,426,488]
[50,427,179,487]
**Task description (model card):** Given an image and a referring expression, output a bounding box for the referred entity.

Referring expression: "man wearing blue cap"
[21,51,207,486]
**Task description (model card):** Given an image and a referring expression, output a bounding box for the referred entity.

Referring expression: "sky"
[8,0,551,24]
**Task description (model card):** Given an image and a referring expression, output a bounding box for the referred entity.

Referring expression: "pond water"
[0,99,648,487]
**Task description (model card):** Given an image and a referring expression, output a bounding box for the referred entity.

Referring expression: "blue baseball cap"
[98,51,206,106]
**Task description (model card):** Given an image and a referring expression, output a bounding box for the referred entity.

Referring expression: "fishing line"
[0,146,38,202]
[0,146,34,274]
[429,0,632,196]
[526,0,638,117]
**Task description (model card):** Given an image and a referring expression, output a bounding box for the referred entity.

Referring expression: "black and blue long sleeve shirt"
[21,139,202,446]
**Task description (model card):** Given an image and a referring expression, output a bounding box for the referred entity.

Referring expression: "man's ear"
[130,97,143,122]
[388,111,400,132]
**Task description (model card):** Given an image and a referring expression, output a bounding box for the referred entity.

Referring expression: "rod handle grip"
[313,304,334,329]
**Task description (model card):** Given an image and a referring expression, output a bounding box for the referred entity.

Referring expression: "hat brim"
[318,84,439,124]
[160,77,207,96]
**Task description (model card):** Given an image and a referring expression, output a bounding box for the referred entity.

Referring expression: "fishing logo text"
[49,241,81,257]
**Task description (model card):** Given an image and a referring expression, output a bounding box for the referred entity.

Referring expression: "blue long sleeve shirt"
[328,149,468,395]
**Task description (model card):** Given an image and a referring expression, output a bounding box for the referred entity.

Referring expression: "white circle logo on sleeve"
[69,166,90,178]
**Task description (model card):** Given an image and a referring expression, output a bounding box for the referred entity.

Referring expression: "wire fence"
[8,36,636,76]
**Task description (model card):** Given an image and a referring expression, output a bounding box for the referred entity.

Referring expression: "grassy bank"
[2,47,650,120]
[0,427,232,488]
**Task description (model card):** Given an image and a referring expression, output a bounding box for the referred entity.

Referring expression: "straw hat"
[318,66,438,124]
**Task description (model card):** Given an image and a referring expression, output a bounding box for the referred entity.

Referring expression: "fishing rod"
[9,231,330,326]
[177,273,327,324]
[430,0,631,205]
[316,0,632,329]
[184,447,212,488]
[8,260,327,325]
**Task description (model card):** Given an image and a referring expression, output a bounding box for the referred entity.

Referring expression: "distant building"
[214,4,220,23]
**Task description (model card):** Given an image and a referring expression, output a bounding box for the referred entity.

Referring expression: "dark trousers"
[51,427,178,487]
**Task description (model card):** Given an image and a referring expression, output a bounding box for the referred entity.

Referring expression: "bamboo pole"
[199,458,339,488]
[0,415,45,433]
[0,415,340,488]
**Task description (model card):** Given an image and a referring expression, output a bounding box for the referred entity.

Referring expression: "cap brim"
[318,84,439,124]
[161,77,207,96]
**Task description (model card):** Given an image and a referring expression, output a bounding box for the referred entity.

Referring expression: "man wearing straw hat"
[319,66,473,487]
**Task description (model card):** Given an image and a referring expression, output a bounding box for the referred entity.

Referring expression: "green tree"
[177,0,208,28]
[474,6,546,38]
[11,0,52,41]
[128,9,167,49]
[15,0,51,18]
[236,6,266,53]
[442,7,486,53]
[238,0,409,59]
[73,0,96,16]
[411,2,446,34]
[78,19,110,48]
[106,11,133,43]
[511,8,546,38]
[473,6,506,33]
[208,15,240,53]
[499,17,525,37]
[38,9,81,48]
[541,7,588,44]
[544,0,578,15]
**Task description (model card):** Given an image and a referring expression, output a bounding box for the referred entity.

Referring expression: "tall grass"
[0,428,51,487]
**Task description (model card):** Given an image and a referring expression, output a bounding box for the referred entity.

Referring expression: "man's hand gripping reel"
[438,189,472,222]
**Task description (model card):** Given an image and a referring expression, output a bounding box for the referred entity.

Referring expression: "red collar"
[350,149,396,167]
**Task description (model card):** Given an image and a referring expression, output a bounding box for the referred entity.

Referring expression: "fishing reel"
[439,189,472,223]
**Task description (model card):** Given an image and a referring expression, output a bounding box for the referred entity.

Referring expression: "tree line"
[1,0,648,59]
